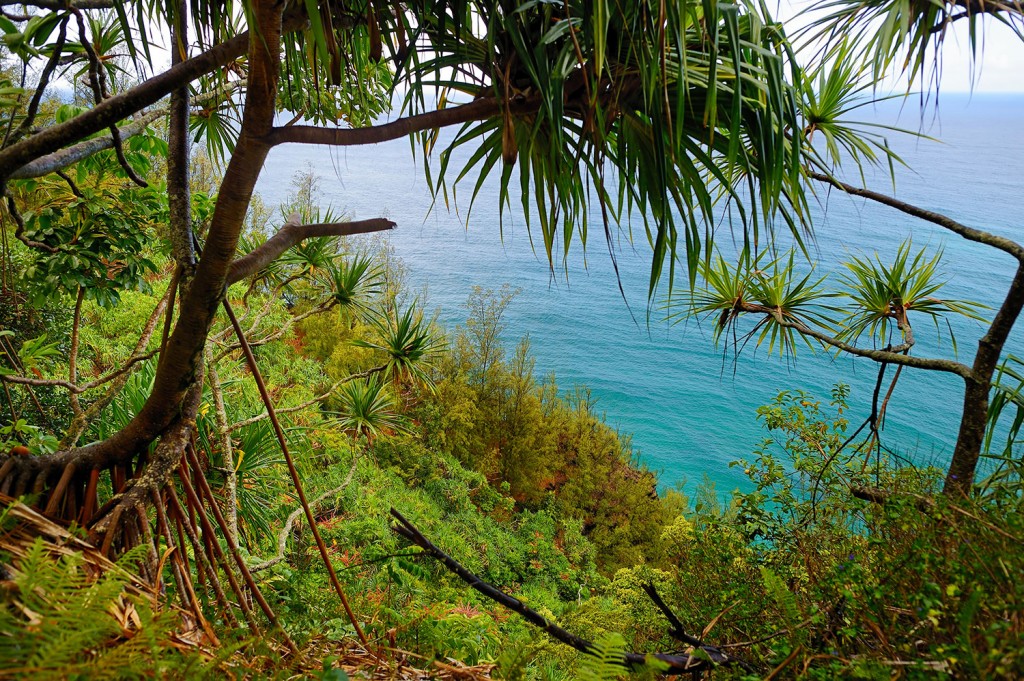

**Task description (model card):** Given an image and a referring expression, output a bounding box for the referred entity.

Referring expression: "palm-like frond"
[280,235,342,277]
[229,418,287,549]
[332,376,407,440]
[981,354,1024,491]
[684,253,751,346]
[320,252,384,322]
[837,241,987,348]
[675,251,835,357]
[804,0,1024,94]
[746,254,838,357]
[353,304,443,387]
[404,0,810,295]
[799,41,921,177]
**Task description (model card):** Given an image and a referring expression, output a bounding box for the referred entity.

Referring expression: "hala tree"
[0,0,1021,563]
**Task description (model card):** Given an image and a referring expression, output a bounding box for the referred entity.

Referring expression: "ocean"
[254,93,1024,494]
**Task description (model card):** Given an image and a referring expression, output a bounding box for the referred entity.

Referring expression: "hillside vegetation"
[2,168,1022,679]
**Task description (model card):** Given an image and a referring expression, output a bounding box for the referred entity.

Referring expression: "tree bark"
[945,263,1024,494]
[206,359,238,543]
[226,217,395,284]
[166,0,194,272]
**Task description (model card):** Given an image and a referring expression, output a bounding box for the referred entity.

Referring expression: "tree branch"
[1,350,158,393]
[206,357,237,541]
[740,302,973,378]
[808,171,1024,263]
[10,81,244,180]
[60,282,170,449]
[166,0,193,269]
[5,191,57,251]
[250,456,358,572]
[10,16,68,144]
[266,96,537,148]
[226,216,395,285]
[10,108,163,181]
[641,583,755,672]
[0,9,308,183]
[390,508,752,674]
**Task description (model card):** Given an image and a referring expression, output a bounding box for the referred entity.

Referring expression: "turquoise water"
[255,94,1024,493]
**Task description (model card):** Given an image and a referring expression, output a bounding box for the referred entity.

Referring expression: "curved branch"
[5,191,57,251]
[732,301,972,377]
[808,171,1024,263]
[9,112,159,178]
[60,283,170,449]
[772,312,972,378]
[0,9,308,183]
[226,216,395,284]
[250,457,358,573]
[1,350,158,393]
[267,96,537,147]
[11,81,245,180]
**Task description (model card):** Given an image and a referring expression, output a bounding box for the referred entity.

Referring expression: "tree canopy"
[0,0,1023,595]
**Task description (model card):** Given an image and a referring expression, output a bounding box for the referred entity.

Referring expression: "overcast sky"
[122,3,1023,97]
[778,1,1024,93]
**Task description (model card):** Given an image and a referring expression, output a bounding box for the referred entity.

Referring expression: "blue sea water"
[255,94,1024,494]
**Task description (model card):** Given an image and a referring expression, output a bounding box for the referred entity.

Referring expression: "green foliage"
[416,288,668,572]
[333,376,406,441]
[982,354,1024,494]
[353,304,443,387]
[805,0,1024,95]
[576,632,628,681]
[838,241,986,349]
[418,0,811,294]
[321,252,384,324]
[634,386,1024,679]
[676,240,985,362]
[799,40,913,174]
[0,331,60,376]
[218,417,287,548]
[78,288,163,370]
[14,183,161,307]
[0,539,210,679]
[685,250,834,357]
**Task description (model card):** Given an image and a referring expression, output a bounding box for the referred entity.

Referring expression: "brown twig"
[223,298,369,650]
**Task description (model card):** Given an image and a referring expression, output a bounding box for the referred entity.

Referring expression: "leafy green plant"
[16,185,159,307]
[0,539,209,679]
[332,376,407,442]
[321,253,384,324]
[353,304,443,388]
[838,241,985,349]
[226,418,287,548]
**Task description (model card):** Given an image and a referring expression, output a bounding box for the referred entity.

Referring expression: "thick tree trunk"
[945,263,1024,494]
[2,0,286,531]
